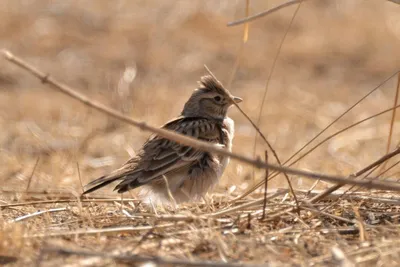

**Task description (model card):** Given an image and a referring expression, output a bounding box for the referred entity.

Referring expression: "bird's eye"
[214,96,222,102]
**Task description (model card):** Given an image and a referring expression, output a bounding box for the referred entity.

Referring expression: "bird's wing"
[83,117,224,194]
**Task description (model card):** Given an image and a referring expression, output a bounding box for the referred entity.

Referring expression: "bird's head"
[182,75,242,120]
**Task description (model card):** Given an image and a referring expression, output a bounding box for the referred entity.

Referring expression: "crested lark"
[83,75,242,203]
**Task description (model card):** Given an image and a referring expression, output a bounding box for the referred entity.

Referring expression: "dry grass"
[1,0,400,266]
[2,190,400,266]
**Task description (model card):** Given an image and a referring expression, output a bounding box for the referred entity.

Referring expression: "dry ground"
[1,0,400,266]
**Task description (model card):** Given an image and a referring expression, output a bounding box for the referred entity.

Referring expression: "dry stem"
[4,50,400,192]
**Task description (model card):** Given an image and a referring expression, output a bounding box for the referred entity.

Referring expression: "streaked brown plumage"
[82,75,242,203]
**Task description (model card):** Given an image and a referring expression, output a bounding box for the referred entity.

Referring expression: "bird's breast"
[214,117,234,176]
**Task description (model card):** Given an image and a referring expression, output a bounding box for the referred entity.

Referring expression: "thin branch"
[286,188,400,205]
[205,66,300,208]
[283,70,400,171]
[43,246,265,267]
[236,99,400,200]
[1,198,141,209]
[251,1,302,163]
[314,165,381,215]
[385,73,400,153]
[235,103,300,207]
[308,146,400,203]
[29,223,182,238]
[224,0,290,183]
[11,207,67,223]
[76,162,84,194]
[262,151,269,220]
[210,190,287,218]
[228,0,400,199]
[300,206,355,225]
[236,69,400,199]
[376,73,400,174]
[324,146,400,210]
[228,0,304,27]
[228,0,400,27]
[162,175,177,207]
[379,159,400,178]
[4,50,400,192]
[25,156,40,192]
[250,1,302,205]
[263,146,400,220]
[353,205,368,242]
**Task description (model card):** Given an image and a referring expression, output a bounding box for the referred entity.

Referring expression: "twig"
[282,71,400,176]
[380,159,400,178]
[240,70,400,200]
[319,148,400,213]
[76,162,84,193]
[28,222,184,238]
[207,64,300,210]
[265,147,400,220]
[235,102,300,207]
[249,1,302,207]
[287,188,400,205]
[0,256,18,265]
[262,151,269,220]
[226,0,249,89]
[4,50,400,192]
[10,207,67,223]
[1,198,141,209]
[43,246,264,267]
[224,1,292,191]
[284,210,310,228]
[377,72,400,174]
[224,1,296,201]
[210,190,288,218]
[353,205,368,242]
[298,206,355,225]
[250,70,400,198]
[228,0,400,27]
[385,73,400,153]
[236,99,400,200]
[243,0,250,42]
[227,0,304,27]
[25,156,40,192]
[162,175,177,207]
[133,224,158,251]
[388,0,400,4]
[309,146,400,203]
[312,165,381,215]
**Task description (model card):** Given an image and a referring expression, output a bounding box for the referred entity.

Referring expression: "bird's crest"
[198,75,231,97]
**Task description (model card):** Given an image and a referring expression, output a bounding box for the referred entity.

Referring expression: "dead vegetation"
[2,188,400,266]
[1,0,400,266]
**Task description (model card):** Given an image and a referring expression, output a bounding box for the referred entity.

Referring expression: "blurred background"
[1,0,400,197]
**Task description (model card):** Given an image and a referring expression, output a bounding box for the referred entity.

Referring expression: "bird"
[82,74,242,203]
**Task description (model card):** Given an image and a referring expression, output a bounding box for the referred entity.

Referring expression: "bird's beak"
[232,96,243,104]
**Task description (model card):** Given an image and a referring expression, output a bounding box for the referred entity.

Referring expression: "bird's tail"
[82,173,124,195]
